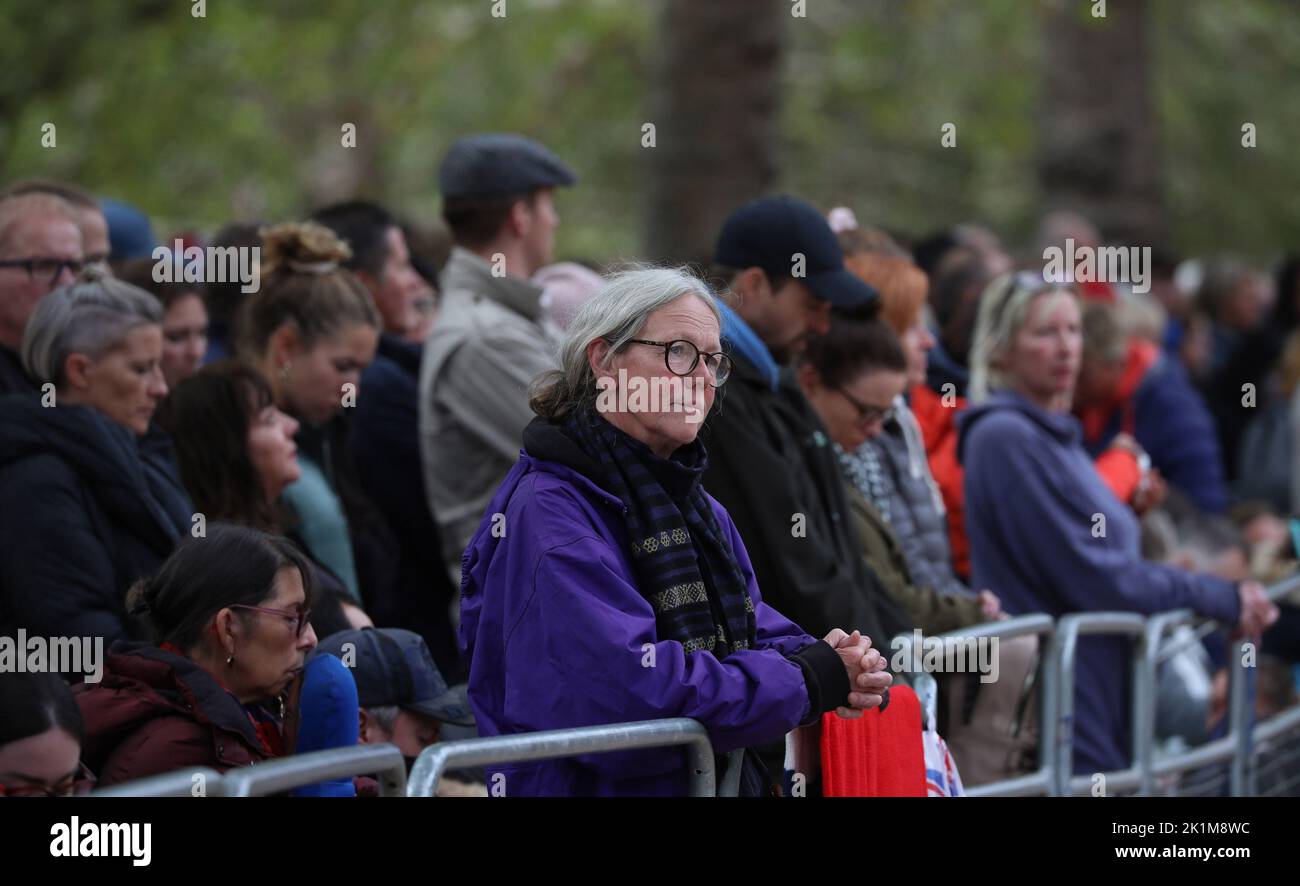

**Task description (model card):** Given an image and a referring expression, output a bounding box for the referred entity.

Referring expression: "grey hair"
[364,705,401,736]
[528,265,721,420]
[967,271,1080,403]
[22,265,163,386]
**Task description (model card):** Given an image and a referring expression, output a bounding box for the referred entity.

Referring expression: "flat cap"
[438,133,577,201]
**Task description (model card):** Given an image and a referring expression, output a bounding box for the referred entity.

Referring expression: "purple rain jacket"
[458,417,849,796]
[958,390,1239,775]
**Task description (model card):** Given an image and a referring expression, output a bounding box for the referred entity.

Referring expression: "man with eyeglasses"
[701,196,911,650]
[0,191,84,394]
[2,179,111,270]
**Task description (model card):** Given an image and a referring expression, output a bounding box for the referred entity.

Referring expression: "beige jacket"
[418,247,559,575]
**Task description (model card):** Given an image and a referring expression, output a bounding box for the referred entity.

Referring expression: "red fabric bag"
[820,684,927,797]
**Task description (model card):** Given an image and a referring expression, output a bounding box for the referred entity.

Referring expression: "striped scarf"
[562,407,756,658]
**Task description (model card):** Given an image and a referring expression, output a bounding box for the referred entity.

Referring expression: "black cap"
[439,133,577,201]
[713,195,878,308]
[313,628,474,727]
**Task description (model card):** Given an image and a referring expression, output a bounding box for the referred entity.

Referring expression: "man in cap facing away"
[314,627,485,796]
[419,133,577,581]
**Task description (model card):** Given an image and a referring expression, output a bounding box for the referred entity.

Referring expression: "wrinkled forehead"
[640,294,721,345]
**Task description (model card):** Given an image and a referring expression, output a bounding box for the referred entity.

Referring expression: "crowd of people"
[0,133,1296,797]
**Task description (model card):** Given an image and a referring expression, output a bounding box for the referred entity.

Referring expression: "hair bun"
[125,577,156,618]
[260,222,352,276]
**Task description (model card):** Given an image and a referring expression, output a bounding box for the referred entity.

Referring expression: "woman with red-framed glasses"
[73,524,318,787]
[0,672,95,797]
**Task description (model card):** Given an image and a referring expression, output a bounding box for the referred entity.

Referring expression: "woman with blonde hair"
[237,223,384,604]
[958,271,1277,776]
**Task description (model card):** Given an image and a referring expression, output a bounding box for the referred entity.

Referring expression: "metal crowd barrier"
[1052,612,1149,796]
[89,578,1300,798]
[1143,610,1250,797]
[1248,705,1300,796]
[222,744,408,797]
[89,745,407,798]
[92,767,226,798]
[407,717,716,797]
[921,573,1300,797]
[892,614,1057,797]
[1142,575,1300,797]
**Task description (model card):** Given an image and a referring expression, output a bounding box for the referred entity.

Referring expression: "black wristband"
[791,640,851,725]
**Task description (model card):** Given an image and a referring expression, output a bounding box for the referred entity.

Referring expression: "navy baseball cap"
[314,628,474,726]
[713,195,878,308]
[439,133,577,201]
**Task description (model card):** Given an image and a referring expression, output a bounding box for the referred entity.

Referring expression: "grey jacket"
[843,397,973,600]
[418,247,559,573]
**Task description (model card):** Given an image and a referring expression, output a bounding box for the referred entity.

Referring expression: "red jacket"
[910,385,970,579]
[75,644,298,786]
[912,384,1141,583]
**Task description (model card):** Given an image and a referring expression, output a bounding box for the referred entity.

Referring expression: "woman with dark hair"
[155,362,366,638]
[0,672,91,797]
[798,312,1001,633]
[158,361,300,532]
[74,523,318,785]
[115,257,209,389]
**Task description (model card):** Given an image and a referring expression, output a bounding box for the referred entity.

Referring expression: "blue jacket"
[1079,346,1228,514]
[958,390,1239,774]
[459,418,845,796]
[292,653,360,797]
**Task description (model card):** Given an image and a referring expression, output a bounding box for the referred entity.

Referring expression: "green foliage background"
[2,0,1296,262]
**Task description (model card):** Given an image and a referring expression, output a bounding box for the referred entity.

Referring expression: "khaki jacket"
[418,247,558,574]
[846,484,985,635]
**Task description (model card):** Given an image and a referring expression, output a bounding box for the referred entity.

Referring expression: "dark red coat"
[74,643,299,786]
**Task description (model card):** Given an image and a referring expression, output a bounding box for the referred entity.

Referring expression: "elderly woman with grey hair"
[459,266,892,796]
[0,266,192,648]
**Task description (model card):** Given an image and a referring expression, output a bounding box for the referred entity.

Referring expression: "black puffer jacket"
[0,394,192,646]
[700,356,911,645]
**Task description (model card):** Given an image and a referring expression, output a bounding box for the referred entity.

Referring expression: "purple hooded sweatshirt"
[958,390,1239,775]
[459,418,848,796]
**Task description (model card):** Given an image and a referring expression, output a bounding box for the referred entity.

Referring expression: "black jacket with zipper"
[0,393,192,647]
[700,355,911,646]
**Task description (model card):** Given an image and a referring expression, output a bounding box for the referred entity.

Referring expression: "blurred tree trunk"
[644,0,787,266]
[1037,0,1167,248]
